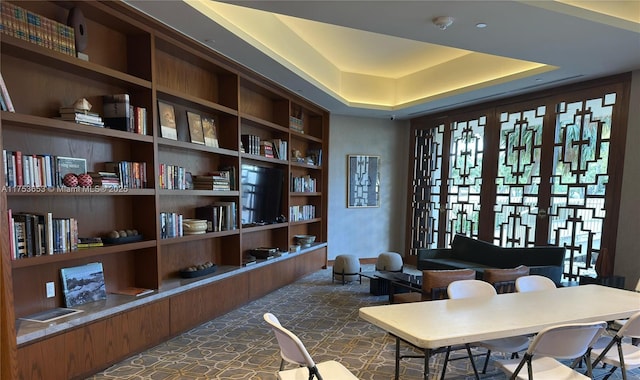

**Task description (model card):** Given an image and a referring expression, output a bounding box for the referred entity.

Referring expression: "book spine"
[7,209,15,259]
[0,74,16,112]
[45,212,53,255]
[15,151,22,186]
[14,220,26,258]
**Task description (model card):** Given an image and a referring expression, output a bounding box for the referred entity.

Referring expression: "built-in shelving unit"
[0,1,328,379]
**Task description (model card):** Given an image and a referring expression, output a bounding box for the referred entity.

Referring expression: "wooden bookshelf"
[0,1,329,379]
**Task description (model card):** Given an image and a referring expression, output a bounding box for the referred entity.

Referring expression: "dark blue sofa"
[417,234,566,285]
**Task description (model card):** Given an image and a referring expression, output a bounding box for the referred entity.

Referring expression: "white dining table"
[359,284,640,380]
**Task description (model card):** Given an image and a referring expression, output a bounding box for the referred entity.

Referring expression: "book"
[103,94,130,131]
[201,116,219,148]
[60,262,107,308]
[186,111,205,145]
[158,101,177,140]
[110,287,153,297]
[0,73,14,112]
[55,156,87,187]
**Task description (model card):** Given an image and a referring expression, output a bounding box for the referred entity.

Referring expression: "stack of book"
[192,171,230,191]
[59,107,104,127]
[259,141,275,158]
[77,237,104,249]
[87,172,120,188]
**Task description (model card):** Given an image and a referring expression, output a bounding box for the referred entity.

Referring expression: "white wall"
[327,114,409,260]
[614,70,640,290]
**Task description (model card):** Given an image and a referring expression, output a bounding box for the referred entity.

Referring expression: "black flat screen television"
[240,164,284,226]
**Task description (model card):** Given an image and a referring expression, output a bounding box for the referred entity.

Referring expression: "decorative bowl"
[182,219,208,235]
[294,234,316,247]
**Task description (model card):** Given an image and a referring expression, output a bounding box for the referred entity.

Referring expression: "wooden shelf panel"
[10,240,157,269]
[158,229,240,246]
[6,188,155,197]
[1,112,153,143]
[157,86,238,117]
[1,35,152,90]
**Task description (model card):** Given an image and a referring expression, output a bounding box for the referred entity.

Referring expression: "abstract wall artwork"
[348,155,380,208]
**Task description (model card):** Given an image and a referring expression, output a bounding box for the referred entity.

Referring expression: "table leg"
[424,348,431,380]
[395,336,400,380]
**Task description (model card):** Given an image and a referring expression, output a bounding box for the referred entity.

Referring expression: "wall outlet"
[46,282,55,298]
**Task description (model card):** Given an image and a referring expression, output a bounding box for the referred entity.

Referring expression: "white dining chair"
[515,275,557,292]
[590,310,640,380]
[496,321,607,379]
[445,280,530,376]
[263,312,358,380]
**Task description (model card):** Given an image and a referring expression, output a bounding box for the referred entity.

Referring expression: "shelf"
[290,161,322,170]
[0,112,154,143]
[159,229,240,246]
[241,222,289,232]
[290,218,322,226]
[157,86,238,117]
[290,192,322,197]
[1,35,152,90]
[6,188,155,197]
[241,152,289,165]
[158,189,239,197]
[11,240,157,269]
[1,1,328,377]
[157,138,238,157]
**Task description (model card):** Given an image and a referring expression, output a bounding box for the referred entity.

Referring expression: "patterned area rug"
[88,266,639,380]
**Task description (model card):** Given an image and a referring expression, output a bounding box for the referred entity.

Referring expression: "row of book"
[291,174,317,193]
[7,210,78,259]
[192,171,231,191]
[195,202,238,232]
[289,204,316,222]
[241,135,288,160]
[0,2,76,57]
[105,161,147,189]
[2,151,87,188]
[158,164,187,190]
[160,212,183,239]
[103,94,148,135]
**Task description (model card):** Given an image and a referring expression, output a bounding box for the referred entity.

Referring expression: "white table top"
[359,285,640,349]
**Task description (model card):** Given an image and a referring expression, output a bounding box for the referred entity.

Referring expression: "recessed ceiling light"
[476,22,488,29]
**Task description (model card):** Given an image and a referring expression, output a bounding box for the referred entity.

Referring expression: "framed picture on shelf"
[347,155,380,208]
[60,262,107,308]
[158,101,177,140]
[201,116,219,148]
[186,111,205,145]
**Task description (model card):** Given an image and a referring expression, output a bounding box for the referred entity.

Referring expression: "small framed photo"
[186,111,205,145]
[201,116,219,148]
[158,101,177,140]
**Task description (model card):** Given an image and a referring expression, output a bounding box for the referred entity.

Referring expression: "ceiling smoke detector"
[433,16,454,30]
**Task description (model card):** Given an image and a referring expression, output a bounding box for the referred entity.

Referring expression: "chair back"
[617,310,640,339]
[483,265,530,293]
[515,275,557,292]
[528,321,607,359]
[264,313,315,368]
[447,279,497,299]
[422,269,476,301]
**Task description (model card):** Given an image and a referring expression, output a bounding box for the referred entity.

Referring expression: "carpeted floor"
[87,266,639,380]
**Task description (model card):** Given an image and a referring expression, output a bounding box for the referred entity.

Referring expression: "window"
[407,75,630,280]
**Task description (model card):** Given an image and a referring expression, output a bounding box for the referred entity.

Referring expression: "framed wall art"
[347,155,380,208]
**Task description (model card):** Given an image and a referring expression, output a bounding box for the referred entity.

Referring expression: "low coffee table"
[360,271,421,302]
